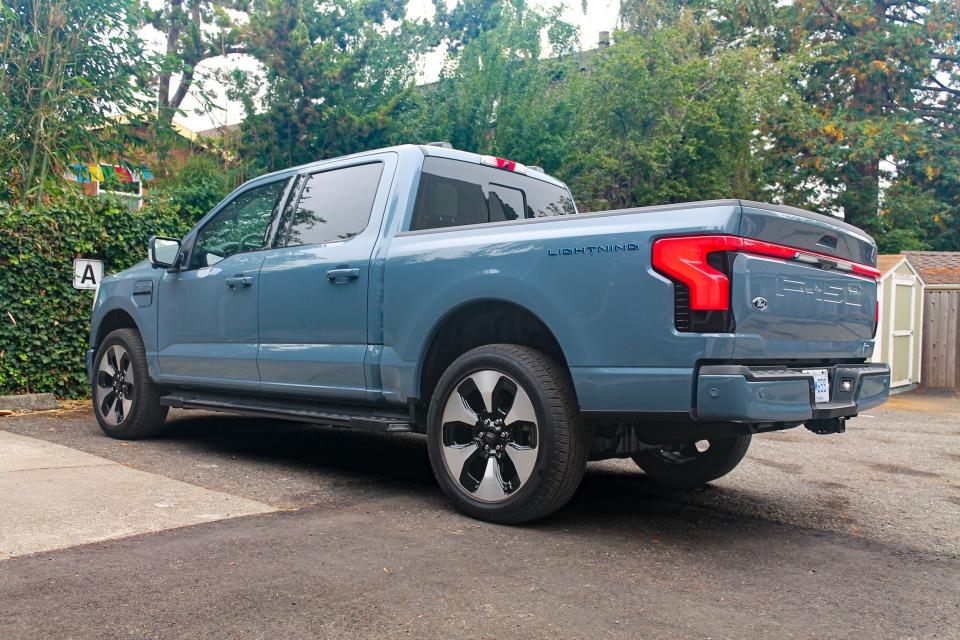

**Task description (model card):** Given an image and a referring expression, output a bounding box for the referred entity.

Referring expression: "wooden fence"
[921,290,960,388]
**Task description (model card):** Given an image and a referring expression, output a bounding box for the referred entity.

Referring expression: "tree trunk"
[158,0,184,127]
[841,0,885,232]
[842,157,880,231]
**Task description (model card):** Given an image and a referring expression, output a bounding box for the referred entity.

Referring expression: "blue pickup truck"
[88,143,890,523]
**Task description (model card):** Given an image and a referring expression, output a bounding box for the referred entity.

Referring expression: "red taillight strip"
[652,234,880,311]
[739,237,881,279]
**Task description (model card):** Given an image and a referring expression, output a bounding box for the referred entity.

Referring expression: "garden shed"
[873,255,924,389]
[904,252,960,389]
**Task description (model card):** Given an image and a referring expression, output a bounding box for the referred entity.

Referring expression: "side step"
[161,390,414,433]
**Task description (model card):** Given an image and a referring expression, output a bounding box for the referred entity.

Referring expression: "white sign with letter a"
[73,258,103,291]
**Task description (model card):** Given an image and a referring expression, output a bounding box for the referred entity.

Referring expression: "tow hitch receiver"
[805,417,846,435]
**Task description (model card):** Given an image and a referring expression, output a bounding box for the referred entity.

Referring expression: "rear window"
[409,157,575,231]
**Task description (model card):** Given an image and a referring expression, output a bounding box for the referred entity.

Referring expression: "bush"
[162,155,228,223]
[0,196,190,398]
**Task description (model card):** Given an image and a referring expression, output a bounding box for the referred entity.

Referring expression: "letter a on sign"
[73,258,104,291]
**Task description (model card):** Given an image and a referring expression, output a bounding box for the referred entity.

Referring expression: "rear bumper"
[695,363,890,423]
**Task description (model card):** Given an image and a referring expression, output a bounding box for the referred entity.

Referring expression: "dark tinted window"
[286,162,384,246]
[410,157,575,231]
[488,184,524,222]
[191,180,287,268]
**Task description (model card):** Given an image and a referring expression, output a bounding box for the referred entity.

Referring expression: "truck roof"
[242,144,570,193]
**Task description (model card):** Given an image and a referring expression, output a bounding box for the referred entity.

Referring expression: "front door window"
[191,181,287,268]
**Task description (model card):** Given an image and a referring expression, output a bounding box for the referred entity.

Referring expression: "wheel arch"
[417,299,572,406]
[95,308,141,349]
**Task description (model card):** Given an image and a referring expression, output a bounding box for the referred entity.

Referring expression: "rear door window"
[410,157,575,231]
[285,162,384,246]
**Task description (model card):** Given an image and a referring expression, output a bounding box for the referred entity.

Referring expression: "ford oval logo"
[752,296,769,311]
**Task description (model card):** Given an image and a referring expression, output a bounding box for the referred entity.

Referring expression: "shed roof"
[903,251,960,285]
[877,254,906,276]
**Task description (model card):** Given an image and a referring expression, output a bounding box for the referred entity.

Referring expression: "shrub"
[161,155,228,223]
[0,196,190,398]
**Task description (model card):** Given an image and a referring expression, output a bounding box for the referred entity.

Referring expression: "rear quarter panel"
[380,203,743,411]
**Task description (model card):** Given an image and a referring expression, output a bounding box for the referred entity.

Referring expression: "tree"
[232,0,424,173]
[399,0,579,172]
[563,24,784,211]
[138,0,250,128]
[760,0,960,233]
[0,0,149,204]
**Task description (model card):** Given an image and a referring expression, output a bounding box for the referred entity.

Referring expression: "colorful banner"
[88,164,105,182]
[65,162,151,184]
[115,165,133,182]
[68,163,91,183]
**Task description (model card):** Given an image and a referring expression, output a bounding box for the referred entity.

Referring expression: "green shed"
[873,255,924,390]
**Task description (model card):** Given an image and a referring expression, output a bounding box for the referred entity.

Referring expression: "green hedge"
[0,196,190,398]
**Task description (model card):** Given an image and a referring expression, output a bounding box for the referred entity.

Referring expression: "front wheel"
[92,328,169,439]
[632,435,751,489]
[426,345,587,524]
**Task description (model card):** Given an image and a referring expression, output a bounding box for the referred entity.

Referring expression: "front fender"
[90,263,160,381]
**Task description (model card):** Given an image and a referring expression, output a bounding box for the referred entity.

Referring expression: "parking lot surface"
[1,390,957,639]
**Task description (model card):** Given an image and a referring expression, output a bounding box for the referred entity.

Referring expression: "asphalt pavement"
[0,390,957,639]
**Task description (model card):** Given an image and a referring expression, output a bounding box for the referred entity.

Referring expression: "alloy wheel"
[95,344,135,426]
[439,370,539,503]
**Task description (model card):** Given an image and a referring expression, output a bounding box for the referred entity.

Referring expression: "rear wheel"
[92,328,168,439]
[426,344,587,524]
[632,435,751,489]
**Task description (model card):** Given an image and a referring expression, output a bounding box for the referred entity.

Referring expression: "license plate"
[803,369,830,403]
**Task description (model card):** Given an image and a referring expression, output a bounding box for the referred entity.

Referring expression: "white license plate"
[803,369,830,403]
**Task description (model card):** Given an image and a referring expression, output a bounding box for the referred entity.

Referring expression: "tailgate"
[732,203,878,360]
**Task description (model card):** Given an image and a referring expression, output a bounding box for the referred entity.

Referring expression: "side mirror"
[148,236,182,269]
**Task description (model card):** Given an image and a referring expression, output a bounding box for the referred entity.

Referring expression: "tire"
[91,328,169,439]
[426,344,587,524]
[632,434,751,489]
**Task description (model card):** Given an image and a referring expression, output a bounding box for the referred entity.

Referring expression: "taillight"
[874,300,880,337]
[652,236,740,310]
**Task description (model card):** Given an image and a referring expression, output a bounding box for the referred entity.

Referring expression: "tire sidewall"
[426,347,562,521]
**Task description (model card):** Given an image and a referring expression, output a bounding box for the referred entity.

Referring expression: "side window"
[191,180,287,268]
[285,162,384,246]
[409,157,576,231]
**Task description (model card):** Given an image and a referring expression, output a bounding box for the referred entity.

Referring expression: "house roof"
[903,251,960,286]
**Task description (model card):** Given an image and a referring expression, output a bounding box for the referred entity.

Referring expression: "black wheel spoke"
[100,391,117,418]
[96,370,113,389]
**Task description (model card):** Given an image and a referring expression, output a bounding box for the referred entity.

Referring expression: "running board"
[160,390,414,433]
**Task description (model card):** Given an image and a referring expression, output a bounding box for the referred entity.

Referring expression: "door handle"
[326,267,360,283]
[225,276,253,289]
